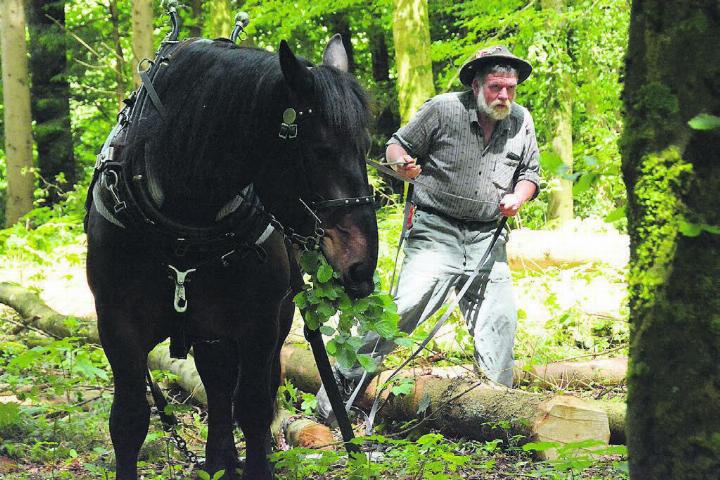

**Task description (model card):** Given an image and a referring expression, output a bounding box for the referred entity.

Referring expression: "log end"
[533,395,610,460]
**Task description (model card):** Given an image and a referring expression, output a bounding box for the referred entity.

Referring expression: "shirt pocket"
[492,152,521,193]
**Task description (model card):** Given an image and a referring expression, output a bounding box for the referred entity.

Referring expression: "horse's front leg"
[235,314,280,480]
[193,340,241,479]
[98,310,154,480]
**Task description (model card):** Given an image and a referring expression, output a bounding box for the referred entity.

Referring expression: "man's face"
[473,72,518,121]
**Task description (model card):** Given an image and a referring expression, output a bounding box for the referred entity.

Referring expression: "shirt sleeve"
[518,111,541,199]
[385,97,439,161]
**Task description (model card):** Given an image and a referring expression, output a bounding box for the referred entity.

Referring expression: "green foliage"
[294,248,402,371]
[688,113,720,130]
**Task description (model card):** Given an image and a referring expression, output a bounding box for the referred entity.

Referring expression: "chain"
[165,424,204,468]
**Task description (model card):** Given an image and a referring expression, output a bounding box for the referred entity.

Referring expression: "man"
[317,45,541,422]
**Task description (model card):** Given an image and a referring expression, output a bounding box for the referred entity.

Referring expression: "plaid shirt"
[388,90,541,222]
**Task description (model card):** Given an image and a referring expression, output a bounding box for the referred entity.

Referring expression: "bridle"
[274,98,374,251]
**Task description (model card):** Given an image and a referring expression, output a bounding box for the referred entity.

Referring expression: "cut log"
[279,346,611,457]
[0,283,331,450]
[515,358,628,388]
[507,228,629,269]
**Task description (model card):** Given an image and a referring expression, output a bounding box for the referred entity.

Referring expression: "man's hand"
[499,193,523,217]
[393,154,422,179]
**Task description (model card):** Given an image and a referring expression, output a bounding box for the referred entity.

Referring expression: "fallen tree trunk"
[281,346,611,456]
[507,228,629,269]
[0,283,331,450]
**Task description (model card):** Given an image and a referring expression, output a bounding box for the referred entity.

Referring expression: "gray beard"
[477,94,512,121]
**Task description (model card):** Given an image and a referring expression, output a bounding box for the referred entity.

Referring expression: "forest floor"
[0,251,628,479]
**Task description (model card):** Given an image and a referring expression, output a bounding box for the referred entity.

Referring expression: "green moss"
[627,146,692,319]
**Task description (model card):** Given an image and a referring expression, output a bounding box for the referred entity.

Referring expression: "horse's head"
[272,36,378,298]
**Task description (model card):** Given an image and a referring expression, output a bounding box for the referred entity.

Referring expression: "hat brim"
[459,56,532,86]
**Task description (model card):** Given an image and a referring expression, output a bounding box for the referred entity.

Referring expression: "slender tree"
[131,0,154,87]
[108,0,128,110]
[28,0,75,205]
[204,0,232,39]
[541,0,574,225]
[391,0,435,124]
[1,0,35,225]
[622,1,720,478]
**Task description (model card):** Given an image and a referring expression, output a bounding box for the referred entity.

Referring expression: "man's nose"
[498,87,510,100]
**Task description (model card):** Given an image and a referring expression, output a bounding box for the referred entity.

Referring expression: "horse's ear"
[322,34,349,72]
[279,40,314,95]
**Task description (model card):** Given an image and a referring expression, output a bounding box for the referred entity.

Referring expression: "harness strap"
[139,66,167,119]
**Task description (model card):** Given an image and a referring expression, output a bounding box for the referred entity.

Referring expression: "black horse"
[85,35,377,479]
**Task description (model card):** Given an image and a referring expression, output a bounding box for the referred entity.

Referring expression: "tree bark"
[541,0,574,226]
[391,0,435,124]
[188,0,203,38]
[622,1,720,478]
[131,0,154,88]
[204,0,232,39]
[108,0,128,111]
[1,0,35,226]
[28,0,76,205]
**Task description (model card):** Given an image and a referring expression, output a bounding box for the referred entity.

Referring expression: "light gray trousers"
[339,208,518,387]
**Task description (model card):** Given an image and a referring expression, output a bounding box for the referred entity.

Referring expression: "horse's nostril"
[348,261,372,283]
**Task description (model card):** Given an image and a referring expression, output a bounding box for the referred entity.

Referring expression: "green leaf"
[326,340,337,355]
[540,151,564,176]
[334,343,356,370]
[688,113,720,130]
[316,301,336,319]
[196,471,211,480]
[678,220,703,237]
[417,392,431,415]
[522,441,561,452]
[302,310,319,330]
[391,378,414,396]
[572,173,598,195]
[293,291,308,309]
[300,251,320,273]
[316,263,334,283]
[0,402,21,428]
[319,325,335,336]
[212,470,226,480]
[356,354,377,373]
[604,206,626,223]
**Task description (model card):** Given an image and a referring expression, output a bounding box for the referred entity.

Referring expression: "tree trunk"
[188,0,203,38]
[131,0,154,88]
[1,0,35,226]
[204,0,232,39]
[541,0,574,226]
[27,0,75,206]
[506,228,628,269]
[108,0,128,111]
[391,0,435,124]
[622,1,720,478]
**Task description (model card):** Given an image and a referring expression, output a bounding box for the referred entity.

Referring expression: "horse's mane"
[124,39,370,209]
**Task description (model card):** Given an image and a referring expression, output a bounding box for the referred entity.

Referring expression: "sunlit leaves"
[688,113,720,130]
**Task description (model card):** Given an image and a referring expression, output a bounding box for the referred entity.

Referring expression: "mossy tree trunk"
[204,0,233,39]
[622,1,720,478]
[131,0,154,88]
[28,0,75,205]
[391,0,435,124]
[541,0,574,226]
[1,0,35,226]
